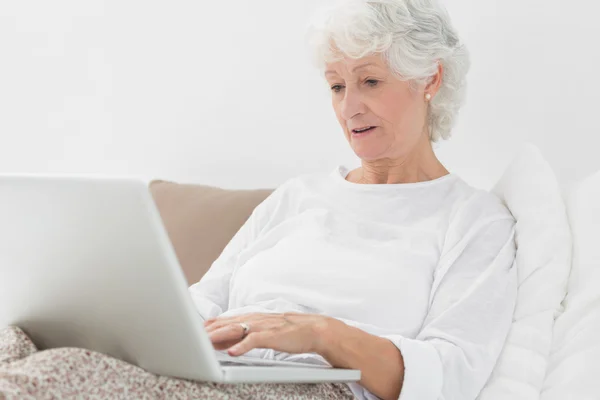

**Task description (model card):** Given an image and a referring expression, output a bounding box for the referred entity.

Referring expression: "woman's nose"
[340,89,366,121]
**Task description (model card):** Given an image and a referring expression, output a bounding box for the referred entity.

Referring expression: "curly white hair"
[308,0,471,142]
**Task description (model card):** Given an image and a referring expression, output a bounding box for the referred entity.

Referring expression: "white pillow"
[541,170,600,400]
[477,143,572,399]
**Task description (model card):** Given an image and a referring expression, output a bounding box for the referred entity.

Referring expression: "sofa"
[149,144,599,399]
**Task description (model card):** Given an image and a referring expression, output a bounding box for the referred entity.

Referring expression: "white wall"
[1,0,598,190]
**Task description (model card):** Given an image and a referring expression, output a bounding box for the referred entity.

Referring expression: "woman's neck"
[347,135,449,185]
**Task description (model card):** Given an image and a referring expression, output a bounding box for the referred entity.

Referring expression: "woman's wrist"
[311,316,405,399]
[312,316,357,367]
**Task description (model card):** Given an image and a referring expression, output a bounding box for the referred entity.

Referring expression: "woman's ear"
[425,61,444,98]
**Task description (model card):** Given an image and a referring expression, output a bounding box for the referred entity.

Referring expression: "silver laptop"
[0,175,360,384]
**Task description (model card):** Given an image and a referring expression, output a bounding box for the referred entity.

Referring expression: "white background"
[1,0,598,190]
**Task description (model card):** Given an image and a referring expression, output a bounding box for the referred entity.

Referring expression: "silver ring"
[239,322,250,337]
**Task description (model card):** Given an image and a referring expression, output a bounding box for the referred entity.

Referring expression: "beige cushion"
[149,180,273,285]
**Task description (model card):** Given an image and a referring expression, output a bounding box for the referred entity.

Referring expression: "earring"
[425,93,432,101]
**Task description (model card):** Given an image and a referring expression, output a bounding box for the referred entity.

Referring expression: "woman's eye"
[330,81,377,92]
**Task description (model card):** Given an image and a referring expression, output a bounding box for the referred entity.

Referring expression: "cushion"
[541,170,600,399]
[477,143,572,399]
[149,180,272,285]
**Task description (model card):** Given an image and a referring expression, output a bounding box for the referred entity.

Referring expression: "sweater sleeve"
[383,216,518,400]
[188,182,290,320]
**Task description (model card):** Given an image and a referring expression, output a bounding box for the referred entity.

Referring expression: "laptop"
[0,175,360,384]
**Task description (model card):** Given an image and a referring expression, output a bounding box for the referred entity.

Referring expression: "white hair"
[307,0,470,142]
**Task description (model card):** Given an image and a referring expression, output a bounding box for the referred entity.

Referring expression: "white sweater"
[189,166,518,400]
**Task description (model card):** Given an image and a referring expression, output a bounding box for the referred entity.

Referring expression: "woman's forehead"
[325,55,388,76]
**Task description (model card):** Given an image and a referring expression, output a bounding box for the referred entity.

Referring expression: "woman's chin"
[350,144,388,161]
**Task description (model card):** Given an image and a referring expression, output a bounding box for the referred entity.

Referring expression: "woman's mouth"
[351,126,376,137]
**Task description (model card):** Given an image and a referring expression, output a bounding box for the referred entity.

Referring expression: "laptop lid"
[0,175,222,381]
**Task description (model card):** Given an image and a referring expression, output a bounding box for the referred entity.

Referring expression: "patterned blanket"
[0,326,354,400]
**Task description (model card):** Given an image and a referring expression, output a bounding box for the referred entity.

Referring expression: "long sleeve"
[188,183,289,320]
[383,216,518,400]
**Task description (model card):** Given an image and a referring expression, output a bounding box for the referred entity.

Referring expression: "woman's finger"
[212,338,241,351]
[208,318,282,344]
[227,331,273,356]
[206,319,251,334]
[204,313,282,328]
[208,324,246,345]
[205,314,280,334]
[205,318,246,333]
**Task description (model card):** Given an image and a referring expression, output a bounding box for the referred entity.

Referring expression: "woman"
[0,0,516,399]
[191,0,516,399]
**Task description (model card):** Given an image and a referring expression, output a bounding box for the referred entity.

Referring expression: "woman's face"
[325,55,429,161]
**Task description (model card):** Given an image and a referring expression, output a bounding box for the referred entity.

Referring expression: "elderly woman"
[0,0,516,399]
[190,0,517,399]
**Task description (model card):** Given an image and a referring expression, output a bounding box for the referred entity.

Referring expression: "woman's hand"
[204,312,337,357]
[207,313,405,399]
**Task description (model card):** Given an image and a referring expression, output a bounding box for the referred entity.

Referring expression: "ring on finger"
[239,322,250,338]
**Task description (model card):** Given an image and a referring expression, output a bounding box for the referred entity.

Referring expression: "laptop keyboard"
[216,353,330,369]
